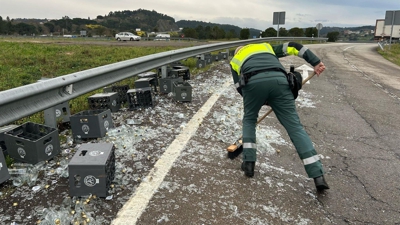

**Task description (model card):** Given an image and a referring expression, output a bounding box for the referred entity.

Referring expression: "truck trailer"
[374,19,400,41]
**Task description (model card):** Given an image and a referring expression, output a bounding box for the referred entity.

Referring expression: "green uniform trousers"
[241,71,324,178]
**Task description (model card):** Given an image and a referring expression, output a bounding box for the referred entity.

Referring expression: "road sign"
[273,12,286,25]
[273,12,286,37]
[384,10,400,25]
[384,10,400,49]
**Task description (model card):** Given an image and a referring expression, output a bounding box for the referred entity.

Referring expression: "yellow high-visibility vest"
[230,43,276,75]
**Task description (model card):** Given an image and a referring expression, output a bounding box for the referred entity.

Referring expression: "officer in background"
[230,42,329,191]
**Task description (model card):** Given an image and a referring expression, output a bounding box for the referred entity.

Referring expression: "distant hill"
[319,25,375,36]
[96,9,179,32]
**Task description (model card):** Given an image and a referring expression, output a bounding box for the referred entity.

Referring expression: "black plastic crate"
[88,92,120,112]
[126,87,155,110]
[159,77,183,94]
[70,109,114,139]
[68,143,115,197]
[173,81,192,102]
[219,52,228,59]
[4,122,60,164]
[211,54,221,62]
[103,85,130,104]
[0,125,18,156]
[196,59,206,69]
[0,151,10,184]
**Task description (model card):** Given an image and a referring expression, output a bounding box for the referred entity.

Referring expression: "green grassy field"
[378,43,400,66]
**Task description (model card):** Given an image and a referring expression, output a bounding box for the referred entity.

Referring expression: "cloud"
[0,0,396,29]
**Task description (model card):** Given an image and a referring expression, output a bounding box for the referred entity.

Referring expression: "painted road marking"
[112,79,232,225]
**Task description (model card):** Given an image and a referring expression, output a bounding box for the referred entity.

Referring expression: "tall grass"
[378,43,400,66]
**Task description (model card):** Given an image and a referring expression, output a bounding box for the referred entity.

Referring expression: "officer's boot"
[314,175,330,191]
[241,161,255,177]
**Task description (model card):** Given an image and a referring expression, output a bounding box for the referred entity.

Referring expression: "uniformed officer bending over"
[230,42,329,191]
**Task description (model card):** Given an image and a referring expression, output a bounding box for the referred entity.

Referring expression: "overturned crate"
[126,87,156,110]
[172,81,192,102]
[88,92,120,112]
[44,101,71,128]
[68,143,116,197]
[4,122,60,164]
[70,109,114,140]
[103,85,130,105]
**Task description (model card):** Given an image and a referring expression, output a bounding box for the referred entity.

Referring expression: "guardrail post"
[160,66,168,78]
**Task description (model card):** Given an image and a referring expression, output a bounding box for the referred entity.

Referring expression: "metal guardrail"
[0,37,327,126]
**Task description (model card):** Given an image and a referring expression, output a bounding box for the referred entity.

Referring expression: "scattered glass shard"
[127,119,142,125]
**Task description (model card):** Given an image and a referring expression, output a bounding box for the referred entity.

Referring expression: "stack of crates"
[88,92,120,112]
[103,85,130,105]
[172,80,192,102]
[4,122,60,164]
[70,109,114,139]
[126,87,155,110]
[68,143,115,197]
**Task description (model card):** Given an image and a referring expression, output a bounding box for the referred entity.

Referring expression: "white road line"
[112,79,232,225]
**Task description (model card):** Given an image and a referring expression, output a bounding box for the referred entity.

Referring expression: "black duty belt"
[241,68,287,85]
[242,67,286,78]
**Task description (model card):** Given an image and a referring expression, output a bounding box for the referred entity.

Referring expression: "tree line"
[0,12,341,42]
[180,25,340,41]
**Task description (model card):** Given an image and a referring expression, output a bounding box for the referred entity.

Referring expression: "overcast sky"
[0,0,398,29]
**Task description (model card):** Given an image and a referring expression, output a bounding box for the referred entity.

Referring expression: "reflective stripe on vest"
[303,155,320,165]
[230,43,276,75]
[282,42,308,58]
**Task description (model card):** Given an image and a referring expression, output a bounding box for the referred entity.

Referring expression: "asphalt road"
[113,42,400,225]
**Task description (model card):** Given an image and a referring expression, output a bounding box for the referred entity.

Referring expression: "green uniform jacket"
[230,42,321,96]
